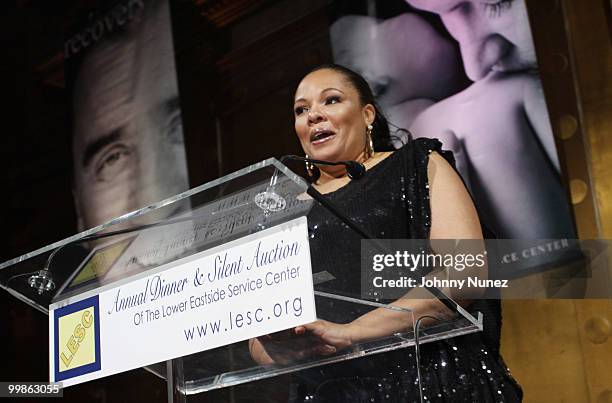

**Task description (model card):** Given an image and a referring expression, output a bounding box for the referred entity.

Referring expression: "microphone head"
[345,161,366,179]
[28,269,55,295]
[254,188,287,214]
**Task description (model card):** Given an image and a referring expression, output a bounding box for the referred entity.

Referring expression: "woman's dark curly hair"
[302,64,399,152]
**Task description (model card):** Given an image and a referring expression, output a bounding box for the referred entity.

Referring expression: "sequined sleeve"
[399,136,456,239]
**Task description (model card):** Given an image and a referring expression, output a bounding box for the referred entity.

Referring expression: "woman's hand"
[250,328,337,365]
[295,319,354,351]
[249,320,354,365]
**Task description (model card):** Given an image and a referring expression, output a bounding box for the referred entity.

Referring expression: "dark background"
[1,0,609,402]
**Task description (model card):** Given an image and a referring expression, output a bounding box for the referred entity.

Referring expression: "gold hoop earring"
[305,154,315,178]
[305,155,320,182]
[365,124,374,159]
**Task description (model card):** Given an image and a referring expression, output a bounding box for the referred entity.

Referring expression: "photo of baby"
[331,0,575,239]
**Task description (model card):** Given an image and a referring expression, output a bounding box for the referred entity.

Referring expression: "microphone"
[281,155,366,179]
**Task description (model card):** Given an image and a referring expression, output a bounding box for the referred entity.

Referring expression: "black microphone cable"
[414,314,443,403]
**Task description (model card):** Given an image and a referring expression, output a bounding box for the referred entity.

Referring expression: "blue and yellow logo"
[54,295,101,381]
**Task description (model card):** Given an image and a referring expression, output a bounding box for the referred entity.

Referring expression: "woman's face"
[293,69,375,163]
[407,0,537,81]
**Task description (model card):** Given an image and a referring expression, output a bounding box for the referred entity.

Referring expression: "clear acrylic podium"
[0,158,482,402]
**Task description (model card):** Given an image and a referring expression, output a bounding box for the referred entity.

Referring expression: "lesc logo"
[54,295,101,381]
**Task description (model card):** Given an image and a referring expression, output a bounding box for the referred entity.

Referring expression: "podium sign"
[50,217,315,387]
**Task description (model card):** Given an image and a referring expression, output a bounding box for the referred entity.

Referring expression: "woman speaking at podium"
[249,64,522,402]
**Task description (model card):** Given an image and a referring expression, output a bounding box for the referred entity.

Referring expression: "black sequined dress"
[291,138,522,403]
